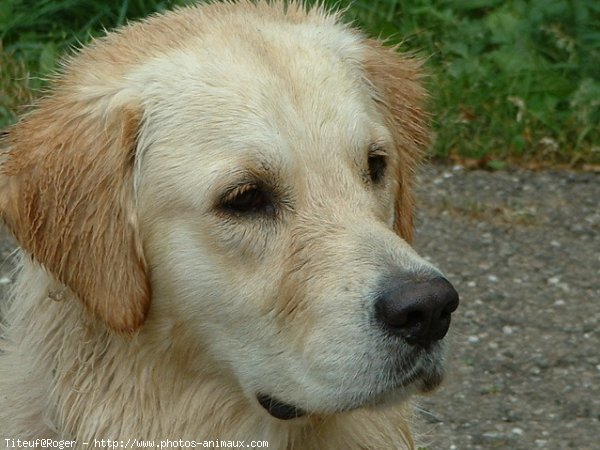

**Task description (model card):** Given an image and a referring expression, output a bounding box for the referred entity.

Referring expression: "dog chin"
[368,365,445,408]
[417,366,445,393]
[257,365,445,421]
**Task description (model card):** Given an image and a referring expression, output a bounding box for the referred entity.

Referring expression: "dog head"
[0,1,458,419]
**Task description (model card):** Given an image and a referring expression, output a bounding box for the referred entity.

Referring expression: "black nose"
[375,277,459,348]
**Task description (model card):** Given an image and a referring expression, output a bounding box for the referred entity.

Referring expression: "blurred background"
[1,0,599,167]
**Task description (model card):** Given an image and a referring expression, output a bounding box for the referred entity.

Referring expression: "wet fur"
[0,2,430,448]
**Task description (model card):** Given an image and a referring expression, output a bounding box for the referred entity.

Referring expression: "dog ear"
[362,40,429,243]
[0,94,150,334]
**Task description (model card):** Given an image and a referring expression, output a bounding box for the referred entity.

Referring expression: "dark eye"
[368,150,387,184]
[221,184,275,215]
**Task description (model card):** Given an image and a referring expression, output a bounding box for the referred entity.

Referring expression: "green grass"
[1,0,599,165]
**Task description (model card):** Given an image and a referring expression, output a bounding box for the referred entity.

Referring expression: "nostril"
[375,299,425,330]
[404,310,425,330]
[441,298,458,319]
[379,307,425,329]
[444,292,460,315]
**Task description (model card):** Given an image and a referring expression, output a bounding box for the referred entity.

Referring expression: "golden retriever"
[0,1,458,448]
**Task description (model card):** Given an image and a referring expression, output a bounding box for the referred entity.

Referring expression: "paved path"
[414,165,599,450]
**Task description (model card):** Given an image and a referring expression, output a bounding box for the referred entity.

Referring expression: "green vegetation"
[348,0,600,166]
[1,0,599,165]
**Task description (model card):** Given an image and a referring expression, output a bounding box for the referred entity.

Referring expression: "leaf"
[446,0,503,11]
[484,10,522,44]
[443,42,471,59]
[487,159,508,171]
[38,42,57,73]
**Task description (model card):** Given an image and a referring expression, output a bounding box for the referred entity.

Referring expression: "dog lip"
[257,393,307,420]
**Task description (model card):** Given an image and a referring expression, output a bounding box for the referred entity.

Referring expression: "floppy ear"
[0,94,150,334]
[362,40,429,243]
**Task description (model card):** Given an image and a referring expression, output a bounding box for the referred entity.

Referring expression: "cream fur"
[0,2,446,448]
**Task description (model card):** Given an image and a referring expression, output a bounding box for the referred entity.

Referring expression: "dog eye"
[368,150,387,184]
[221,184,275,215]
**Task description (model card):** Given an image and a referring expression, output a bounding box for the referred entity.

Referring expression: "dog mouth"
[257,393,307,420]
[256,348,445,420]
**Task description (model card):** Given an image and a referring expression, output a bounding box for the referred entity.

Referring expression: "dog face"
[0,2,457,420]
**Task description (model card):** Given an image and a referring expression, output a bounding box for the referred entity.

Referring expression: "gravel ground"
[1,164,599,449]
[413,165,600,450]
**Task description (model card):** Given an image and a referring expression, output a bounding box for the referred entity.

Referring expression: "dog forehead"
[128,21,380,152]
